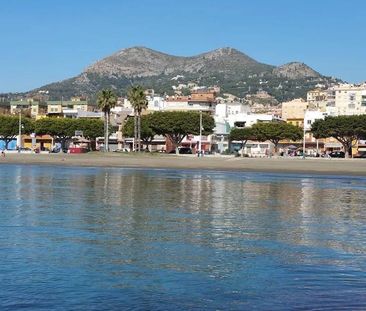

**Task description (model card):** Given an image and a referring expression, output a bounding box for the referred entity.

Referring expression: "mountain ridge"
[27,46,338,102]
[83,46,271,78]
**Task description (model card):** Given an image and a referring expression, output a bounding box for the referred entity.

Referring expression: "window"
[362,96,366,106]
[234,121,246,128]
[307,120,312,125]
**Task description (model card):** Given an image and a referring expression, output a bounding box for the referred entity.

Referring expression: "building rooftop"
[47,100,88,106]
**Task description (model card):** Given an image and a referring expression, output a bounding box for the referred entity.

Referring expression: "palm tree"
[97,89,117,152]
[127,85,148,152]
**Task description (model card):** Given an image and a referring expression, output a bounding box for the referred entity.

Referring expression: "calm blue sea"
[0,165,365,310]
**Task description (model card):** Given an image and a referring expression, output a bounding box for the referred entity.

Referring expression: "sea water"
[0,165,365,310]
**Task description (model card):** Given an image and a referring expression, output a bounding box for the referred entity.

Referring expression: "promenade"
[1,153,366,176]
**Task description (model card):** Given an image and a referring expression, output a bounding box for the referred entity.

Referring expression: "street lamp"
[303,110,307,159]
[199,110,202,156]
[17,110,22,150]
[302,121,306,159]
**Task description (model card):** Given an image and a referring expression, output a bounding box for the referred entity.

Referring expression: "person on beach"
[1,149,5,158]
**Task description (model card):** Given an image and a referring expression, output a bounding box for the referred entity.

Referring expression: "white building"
[112,96,165,113]
[240,141,274,157]
[164,93,216,113]
[213,101,281,153]
[304,110,328,131]
[226,113,279,128]
[147,96,165,111]
[326,83,366,116]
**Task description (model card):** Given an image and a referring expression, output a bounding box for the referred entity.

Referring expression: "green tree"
[74,118,105,150]
[97,89,117,152]
[34,118,76,149]
[229,127,255,157]
[123,115,156,151]
[251,121,303,155]
[311,115,365,158]
[149,111,215,154]
[0,115,33,149]
[127,85,148,152]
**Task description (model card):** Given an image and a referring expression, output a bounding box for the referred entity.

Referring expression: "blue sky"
[1,0,365,93]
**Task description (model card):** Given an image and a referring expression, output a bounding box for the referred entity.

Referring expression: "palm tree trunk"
[138,113,141,152]
[106,112,109,152]
[104,112,107,152]
[134,113,138,152]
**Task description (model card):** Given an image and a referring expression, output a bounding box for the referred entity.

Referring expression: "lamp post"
[303,109,307,160]
[316,138,319,156]
[302,120,306,159]
[18,110,22,150]
[199,110,202,156]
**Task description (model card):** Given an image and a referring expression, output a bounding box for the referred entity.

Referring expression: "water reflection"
[1,165,366,310]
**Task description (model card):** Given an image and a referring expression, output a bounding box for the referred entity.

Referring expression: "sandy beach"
[0,152,365,176]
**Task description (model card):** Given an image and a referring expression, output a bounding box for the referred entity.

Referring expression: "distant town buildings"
[306,88,327,111]
[2,82,366,155]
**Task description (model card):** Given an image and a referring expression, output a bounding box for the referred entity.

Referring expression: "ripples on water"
[0,165,366,310]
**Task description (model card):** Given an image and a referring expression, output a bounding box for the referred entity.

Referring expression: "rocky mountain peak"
[273,62,321,79]
[29,46,337,102]
[84,46,265,78]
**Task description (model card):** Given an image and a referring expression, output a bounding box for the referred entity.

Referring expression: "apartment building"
[164,90,217,113]
[48,100,90,117]
[281,98,308,127]
[307,89,327,111]
[326,83,366,116]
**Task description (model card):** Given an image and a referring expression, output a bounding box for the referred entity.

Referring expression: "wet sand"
[1,152,365,176]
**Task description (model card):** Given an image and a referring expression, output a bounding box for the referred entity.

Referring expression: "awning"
[324,142,342,148]
[73,138,90,143]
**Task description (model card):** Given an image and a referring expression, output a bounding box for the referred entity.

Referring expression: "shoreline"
[1,153,366,177]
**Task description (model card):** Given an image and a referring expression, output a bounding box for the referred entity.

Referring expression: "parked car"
[113,148,130,153]
[169,147,193,154]
[354,152,366,158]
[329,151,345,158]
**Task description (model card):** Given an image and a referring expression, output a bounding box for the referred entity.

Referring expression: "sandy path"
[1,152,366,176]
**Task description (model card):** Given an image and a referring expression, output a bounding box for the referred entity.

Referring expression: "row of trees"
[0,116,104,149]
[123,111,215,153]
[229,122,303,156]
[229,115,366,158]
[0,111,215,153]
[312,115,366,158]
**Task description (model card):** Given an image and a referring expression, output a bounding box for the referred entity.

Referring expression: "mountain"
[83,47,272,77]
[28,47,338,102]
[273,62,321,79]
